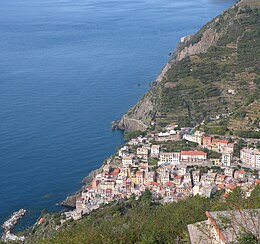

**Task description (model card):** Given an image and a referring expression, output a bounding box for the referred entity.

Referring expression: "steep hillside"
[25,186,260,243]
[119,0,260,135]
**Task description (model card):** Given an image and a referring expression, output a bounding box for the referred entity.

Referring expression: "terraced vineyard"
[121,0,260,137]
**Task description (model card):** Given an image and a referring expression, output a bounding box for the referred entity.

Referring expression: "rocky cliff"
[118,6,223,132]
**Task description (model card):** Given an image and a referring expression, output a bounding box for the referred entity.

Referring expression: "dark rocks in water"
[82,167,103,184]
[111,120,120,130]
[60,166,104,208]
[150,81,158,87]
[60,195,78,208]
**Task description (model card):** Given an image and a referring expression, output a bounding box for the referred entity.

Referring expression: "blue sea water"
[0,0,235,232]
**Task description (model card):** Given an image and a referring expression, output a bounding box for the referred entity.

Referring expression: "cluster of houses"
[183,130,235,153]
[64,129,260,221]
[183,130,260,169]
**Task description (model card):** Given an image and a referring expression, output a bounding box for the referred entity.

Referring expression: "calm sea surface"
[0,0,235,231]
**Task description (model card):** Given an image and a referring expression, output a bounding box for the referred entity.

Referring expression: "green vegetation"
[234,139,247,157]
[149,158,159,166]
[124,130,146,141]
[124,2,260,137]
[204,125,228,135]
[154,140,199,152]
[203,148,221,159]
[26,186,260,244]
[234,130,260,139]
[237,232,259,244]
[187,165,223,174]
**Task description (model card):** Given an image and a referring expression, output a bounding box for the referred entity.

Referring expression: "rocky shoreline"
[59,34,196,208]
[1,209,26,243]
[60,165,105,208]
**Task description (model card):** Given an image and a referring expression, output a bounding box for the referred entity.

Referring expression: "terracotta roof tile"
[181,151,207,156]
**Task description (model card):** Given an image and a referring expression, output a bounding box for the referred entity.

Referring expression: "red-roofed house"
[37,217,45,225]
[92,179,100,188]
[136,171,144,184]
[151,181,158,186]
[211,139,234,153]
[110,168,120,177]
[234,170,245,180]
[217,184,225,189]
[173,175,183,185]
[226,184,236,194]
[202,136,234,153]
[216,174,226,184]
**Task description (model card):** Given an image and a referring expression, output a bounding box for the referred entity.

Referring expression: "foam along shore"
[1,209,26,242]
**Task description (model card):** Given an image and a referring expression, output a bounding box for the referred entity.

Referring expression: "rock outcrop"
[176,27,220,61]
[61,166,104,208]
[118,90,155,132]
[60,194,79,208]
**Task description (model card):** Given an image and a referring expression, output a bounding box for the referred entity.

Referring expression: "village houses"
[65,127,259,222]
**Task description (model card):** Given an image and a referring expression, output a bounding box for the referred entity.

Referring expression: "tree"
[141,189,152,206]
[237,232,259,244]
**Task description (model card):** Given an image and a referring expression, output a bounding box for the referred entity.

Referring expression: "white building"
[137,147,149,161]
[158,132,170,137]
[159,152,180,165]
[240,148,260,169]
[183,131,204,145]
[180,151,207,162]
[118,146,129,157]
[151,145,160,158]
[222,152,233,166]
[122,155,133,167]
[224,167,234,177]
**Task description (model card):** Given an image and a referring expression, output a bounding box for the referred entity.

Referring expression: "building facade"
[180,151,207,162]
[240,148,260,169]
[159,152,180,165]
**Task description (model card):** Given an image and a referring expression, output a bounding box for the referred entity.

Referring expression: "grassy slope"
[26,186,260,243]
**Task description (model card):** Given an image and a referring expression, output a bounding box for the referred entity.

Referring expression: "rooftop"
[181,151,207,156]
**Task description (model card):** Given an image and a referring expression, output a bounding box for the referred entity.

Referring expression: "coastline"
[59,10,235,211]
[59,45,175,208]
[60,161,110,208]
[3,1,259,241]
[56,0,260,225]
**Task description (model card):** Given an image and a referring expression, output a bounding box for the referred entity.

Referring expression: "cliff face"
[119,5,223,132]
[176,27,220,61]
[118,91,154,131]
[119,0,260,132]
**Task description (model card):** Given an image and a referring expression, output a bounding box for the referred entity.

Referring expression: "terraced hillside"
[119,0,260,137]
